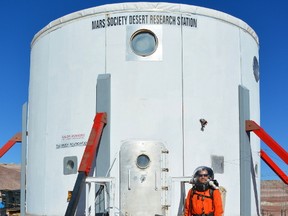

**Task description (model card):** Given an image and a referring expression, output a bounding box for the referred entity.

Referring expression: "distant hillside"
[261,180,288,216]
[0,164,20,190]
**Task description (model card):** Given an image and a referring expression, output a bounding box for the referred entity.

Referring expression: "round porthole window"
[136,154,150,169]
[66,160,75,171]
[253,56,260,82]
[131,29,158,57]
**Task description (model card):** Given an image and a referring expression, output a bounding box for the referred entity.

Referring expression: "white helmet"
[190,166,214,184]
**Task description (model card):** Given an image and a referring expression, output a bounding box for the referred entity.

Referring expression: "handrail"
[85,177,115,216]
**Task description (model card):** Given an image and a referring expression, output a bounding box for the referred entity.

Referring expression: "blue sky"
[0,0,287,181]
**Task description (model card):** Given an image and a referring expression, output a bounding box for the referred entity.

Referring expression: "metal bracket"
[245,120,260,131]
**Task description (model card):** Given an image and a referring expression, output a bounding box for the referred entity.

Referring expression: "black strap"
[192,214,214,216]
[190,188,215,215]
[192,188,214,200]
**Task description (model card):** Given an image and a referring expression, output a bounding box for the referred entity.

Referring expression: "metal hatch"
[120,140,169,216]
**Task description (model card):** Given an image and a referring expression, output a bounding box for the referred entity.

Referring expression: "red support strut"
[246,120,288,164]
[0,132,22,158]
[78,112,107,176]
[260,150,288,184]
[246,120,288,184]
[65,112,107,216]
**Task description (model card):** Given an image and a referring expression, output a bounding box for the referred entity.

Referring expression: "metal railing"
[85,177,116,216]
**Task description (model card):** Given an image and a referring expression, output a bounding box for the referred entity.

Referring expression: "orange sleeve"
[184,189,192,216]
[213,189,224,216]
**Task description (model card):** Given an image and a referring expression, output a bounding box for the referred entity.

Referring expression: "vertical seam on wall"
[181,14,185,176]
[105,14,108,74]
[239,28,243,85]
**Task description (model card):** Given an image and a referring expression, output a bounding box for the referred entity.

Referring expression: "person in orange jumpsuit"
[184,166,223,216]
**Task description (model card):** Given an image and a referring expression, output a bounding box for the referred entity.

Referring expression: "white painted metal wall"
[26,3,260,216]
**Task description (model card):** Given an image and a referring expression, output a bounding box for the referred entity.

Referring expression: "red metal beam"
[260,150,288,184]
[246,120,288,164]
[246,120,288,185]
[0,132,22,158]
[65,112,107,216]
[78,112,107,176]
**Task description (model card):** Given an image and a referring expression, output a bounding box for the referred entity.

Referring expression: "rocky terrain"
[0,164,20,190]
[261,180,288,216]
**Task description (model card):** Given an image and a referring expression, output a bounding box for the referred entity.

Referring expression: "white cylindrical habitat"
[26,2,260,216]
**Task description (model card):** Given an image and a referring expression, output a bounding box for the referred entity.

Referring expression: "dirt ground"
[0,164,20,190]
